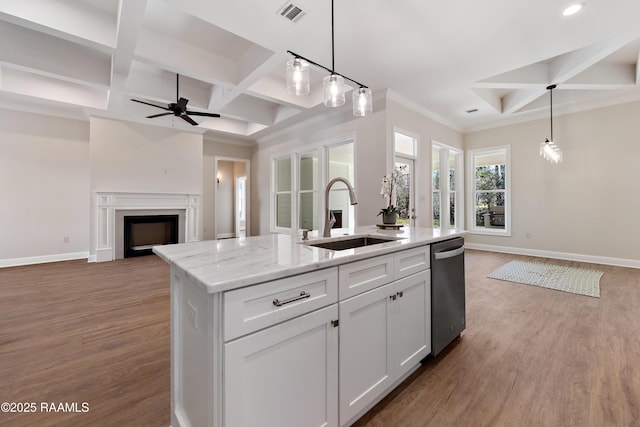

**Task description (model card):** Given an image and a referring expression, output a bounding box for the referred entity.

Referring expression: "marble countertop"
[153,226,466,294]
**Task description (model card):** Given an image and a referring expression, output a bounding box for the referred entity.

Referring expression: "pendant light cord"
[331,0,335,73]
[547,84,556,141]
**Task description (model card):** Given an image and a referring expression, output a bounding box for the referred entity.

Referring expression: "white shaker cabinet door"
[338,283,394,425]
[224,304,338,427]
[392,270,431,379]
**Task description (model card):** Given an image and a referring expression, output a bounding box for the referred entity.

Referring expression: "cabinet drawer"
[394,245,430,279]
[339,254,394,300]
[223,267,338,341]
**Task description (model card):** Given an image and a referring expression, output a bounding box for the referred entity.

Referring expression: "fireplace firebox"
[124,215,178,258]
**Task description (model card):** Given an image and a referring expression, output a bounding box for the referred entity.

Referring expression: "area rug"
[488,260,603,298]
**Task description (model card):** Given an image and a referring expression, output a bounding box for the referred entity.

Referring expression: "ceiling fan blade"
[176,97,189,111]
[146,112,174,119]
[180,114,198,126]
[185,110,221,118]
[131,99,170,110]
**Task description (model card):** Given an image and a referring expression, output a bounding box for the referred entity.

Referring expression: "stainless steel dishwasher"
[431,237,466,356]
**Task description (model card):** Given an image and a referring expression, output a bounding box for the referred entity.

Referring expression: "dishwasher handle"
[434,246,464,260]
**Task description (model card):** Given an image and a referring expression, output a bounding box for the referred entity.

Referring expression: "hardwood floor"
[0,256,170,427]
[354,250,640,427]
[0,250,638,426]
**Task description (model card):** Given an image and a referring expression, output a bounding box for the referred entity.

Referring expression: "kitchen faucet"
[323,177,358,237]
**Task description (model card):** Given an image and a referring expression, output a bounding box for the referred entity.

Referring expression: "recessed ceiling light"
[563,3,582,16]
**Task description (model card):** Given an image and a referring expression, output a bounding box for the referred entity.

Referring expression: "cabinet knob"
[397,291,404,298]
[389,294,397,301]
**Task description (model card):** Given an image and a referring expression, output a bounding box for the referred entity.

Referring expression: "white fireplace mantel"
[93,192,201,262]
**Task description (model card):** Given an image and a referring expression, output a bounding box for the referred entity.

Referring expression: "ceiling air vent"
[278,3,306,23]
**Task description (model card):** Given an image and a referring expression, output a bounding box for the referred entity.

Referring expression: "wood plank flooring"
[0,256,170,427]
[354,250,640,427]
[0,250,639,426]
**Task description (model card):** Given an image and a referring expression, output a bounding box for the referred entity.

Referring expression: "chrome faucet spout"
[323,177,357,237]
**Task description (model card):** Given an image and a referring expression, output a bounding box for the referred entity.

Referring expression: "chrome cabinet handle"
[397,291,404,298]
[389,294,397,301]
[273,291,311,307]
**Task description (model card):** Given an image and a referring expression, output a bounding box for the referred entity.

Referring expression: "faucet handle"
[301,229,311,241]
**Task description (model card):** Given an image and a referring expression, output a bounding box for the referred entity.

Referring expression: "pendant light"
[286,57,310,95]
[353,87,372,116]
[540,84,563,163]
[286,0,371,116]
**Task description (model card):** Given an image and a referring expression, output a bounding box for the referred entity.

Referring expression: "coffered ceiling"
[1,0,639,142]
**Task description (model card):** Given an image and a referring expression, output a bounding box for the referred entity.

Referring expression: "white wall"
[0,109,90,265]
[89,117,203,257]
[90,117,203,193]
[464,100,640,265]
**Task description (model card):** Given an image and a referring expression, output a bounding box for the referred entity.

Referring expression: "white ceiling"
[1,0,639,142]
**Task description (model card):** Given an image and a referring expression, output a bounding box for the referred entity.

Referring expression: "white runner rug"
[488,260,603,298]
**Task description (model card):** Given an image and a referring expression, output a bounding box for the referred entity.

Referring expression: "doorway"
[235,176,247,238]
[214,157,250,239]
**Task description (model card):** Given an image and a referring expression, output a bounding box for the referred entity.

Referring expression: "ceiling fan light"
[352,87,372,116]
[323,74,345,107]
[286,57,310,95]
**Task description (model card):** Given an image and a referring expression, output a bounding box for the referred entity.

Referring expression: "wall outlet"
[63,236,70,243]
[187,301,198,329]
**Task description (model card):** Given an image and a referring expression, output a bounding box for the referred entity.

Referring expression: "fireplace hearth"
[124,215,178,257]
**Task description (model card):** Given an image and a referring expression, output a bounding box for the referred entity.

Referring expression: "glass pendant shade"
[540,139,563,163]
[352,87,372,116]
[323,74,345,107]
[286,58,310,95]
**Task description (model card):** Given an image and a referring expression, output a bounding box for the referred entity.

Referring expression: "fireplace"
[93,192,201,262]
[124,215,178,257]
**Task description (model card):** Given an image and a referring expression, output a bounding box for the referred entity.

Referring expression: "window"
[274,156,292,229]
[299,151,318,230]
[467,146,510,235]
[327,142,355,229]
[271,140,355,233]
[432,143,463,230]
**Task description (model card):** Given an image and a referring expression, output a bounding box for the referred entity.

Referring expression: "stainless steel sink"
[306,235,399,251]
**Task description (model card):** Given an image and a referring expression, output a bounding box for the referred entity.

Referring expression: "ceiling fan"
[131,74,220,126]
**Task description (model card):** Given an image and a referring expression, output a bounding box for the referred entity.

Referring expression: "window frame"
[466,145,511,236]
[271,155,294,233]
[432,142,464,231]
[270,137,356,234]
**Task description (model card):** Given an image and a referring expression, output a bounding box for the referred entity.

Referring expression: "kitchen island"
[154,226,465,427]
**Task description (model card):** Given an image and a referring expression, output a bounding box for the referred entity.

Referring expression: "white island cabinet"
[154,226,464,427]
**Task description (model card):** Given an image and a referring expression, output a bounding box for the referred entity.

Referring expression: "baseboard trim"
[465,243,640,269]
[0,251,90,268]
[216,233,235,239]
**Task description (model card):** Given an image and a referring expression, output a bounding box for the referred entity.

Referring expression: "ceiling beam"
[548,34,639,84]
[108,0,147,110]
[209,51,283,111]
[501,88,545,115]
[474,63,549,89]
[471,88,502,113]
[562,63,636,89]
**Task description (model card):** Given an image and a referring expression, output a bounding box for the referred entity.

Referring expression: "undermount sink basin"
[307,235,400,251]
